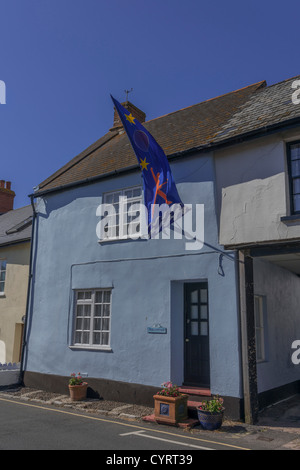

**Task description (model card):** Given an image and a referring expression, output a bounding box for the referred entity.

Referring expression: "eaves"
[30,115,300,200]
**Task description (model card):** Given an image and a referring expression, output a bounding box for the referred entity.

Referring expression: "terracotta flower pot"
[153,394,188,425]
[68,382,88,401]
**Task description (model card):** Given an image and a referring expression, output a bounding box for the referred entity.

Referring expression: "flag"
[110,95,183,234]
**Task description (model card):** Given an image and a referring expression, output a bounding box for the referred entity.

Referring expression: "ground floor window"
[254,295,266,362]
[73,289,112,348]
[0,260,6,294]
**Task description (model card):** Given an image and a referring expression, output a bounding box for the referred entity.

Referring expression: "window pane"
[101,332,109,345]
[76,305,84,316]
[200,289,208,303]
[292,160,300,177]
[191,305,198,319]
[82,332,89,344]
[102,318,110,331]
[94,304,101,317]
[84,305,91,316]
[93,332,101,344]
[103,291,111,303]
[293,178,300,195]
[256,331,263,361]
[94,317,101,330]
[294,194,300,212]
[191,321,198,335]
[290,144,300,160]
[200,322,208,336]
[200,305,208,319]
[75,331,82,343]
[0,281,5,293]
[95,291,103,303]
[103,304,110,316]
[190,290,198,303]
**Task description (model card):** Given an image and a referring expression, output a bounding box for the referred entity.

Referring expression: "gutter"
[19,195,37,385]
[29,115,300,200]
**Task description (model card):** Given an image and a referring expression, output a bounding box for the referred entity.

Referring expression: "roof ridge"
[264,74,300,90]
[145,80,266,124]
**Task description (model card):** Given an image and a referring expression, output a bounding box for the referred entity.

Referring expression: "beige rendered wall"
[0,242,30,363]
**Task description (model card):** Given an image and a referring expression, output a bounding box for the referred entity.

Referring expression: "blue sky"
[0,0,299,208]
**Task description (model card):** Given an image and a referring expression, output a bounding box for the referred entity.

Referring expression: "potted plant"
[68,373,88,401]
[153,382,188,425]
[197,395,225,430]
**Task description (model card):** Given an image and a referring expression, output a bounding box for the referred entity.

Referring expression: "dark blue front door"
[184,282,210,387]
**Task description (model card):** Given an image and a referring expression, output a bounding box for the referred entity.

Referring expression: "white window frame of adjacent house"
[0,260,6,295]
[101,185,143,241]
[72,289,112,350]
[254,295,266,362]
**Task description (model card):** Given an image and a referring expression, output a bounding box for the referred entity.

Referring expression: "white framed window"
[0,260,6,294]
[73,289,112,349]
[254,295,266,362]
[102,186,143,240]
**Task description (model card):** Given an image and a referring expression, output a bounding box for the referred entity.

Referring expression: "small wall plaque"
[147,324,167,334]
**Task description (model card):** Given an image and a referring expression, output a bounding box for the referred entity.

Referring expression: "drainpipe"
[19,194,36,385]
[238,250,259,424]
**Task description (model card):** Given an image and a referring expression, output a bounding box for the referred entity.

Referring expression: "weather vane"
[124,88,133,101]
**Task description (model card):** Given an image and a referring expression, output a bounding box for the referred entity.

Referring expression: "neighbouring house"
[22,76,300,422]
[0,181,33,364]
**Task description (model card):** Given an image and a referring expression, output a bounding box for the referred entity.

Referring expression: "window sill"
[281,214,300,225]
[98,236,148,244]
[69,345,112,352]
[0,292,5,298]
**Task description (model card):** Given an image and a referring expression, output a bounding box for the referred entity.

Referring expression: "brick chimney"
[0,180,15,214]
[110,101,146,131]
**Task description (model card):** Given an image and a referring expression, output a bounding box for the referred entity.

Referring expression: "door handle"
[185,338,190,342]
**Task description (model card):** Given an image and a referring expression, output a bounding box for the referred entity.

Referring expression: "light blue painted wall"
[24,153,242,397]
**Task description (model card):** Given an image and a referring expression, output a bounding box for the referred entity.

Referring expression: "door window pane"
[200,289,207,303]
[191,321,198,336]
[190,290,198,303]
[191,305,198,319]
[200,322,208,336]
[200,305,208,319]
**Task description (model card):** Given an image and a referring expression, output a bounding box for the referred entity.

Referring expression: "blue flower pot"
[197,409,224,430]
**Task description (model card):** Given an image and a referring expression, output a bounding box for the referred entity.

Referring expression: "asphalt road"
[0,395,253,453]
[0,395,296,453]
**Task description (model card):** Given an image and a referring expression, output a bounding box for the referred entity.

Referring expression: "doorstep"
[178,386,211,396]
[142,413,199,429]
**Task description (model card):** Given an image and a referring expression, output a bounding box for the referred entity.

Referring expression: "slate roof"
[35,75,300,195]
[0,205,33,247]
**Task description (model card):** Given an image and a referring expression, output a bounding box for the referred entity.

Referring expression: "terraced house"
[22,75,300,422]
[0,181,32,364]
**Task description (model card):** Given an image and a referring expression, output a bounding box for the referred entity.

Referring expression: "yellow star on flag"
[140,157,150,171]
[125,113,136,124]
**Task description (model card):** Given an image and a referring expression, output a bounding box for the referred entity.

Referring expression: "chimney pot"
[0,180,15,214]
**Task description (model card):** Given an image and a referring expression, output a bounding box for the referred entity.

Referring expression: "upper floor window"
[101,186,143,240]
[287,142,300,214]
[0,260,6,294]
